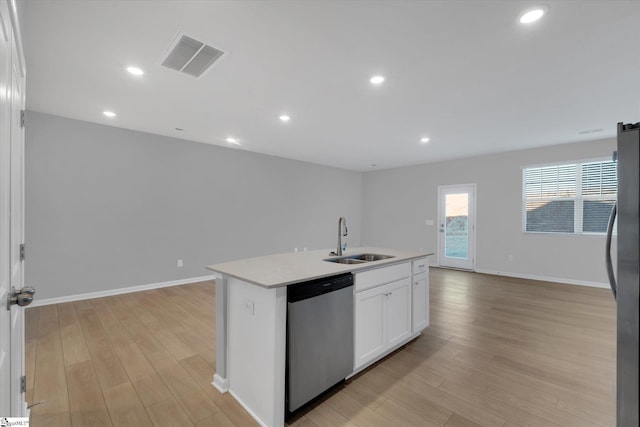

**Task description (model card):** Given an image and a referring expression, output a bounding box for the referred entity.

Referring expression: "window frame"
[522,157,617,236]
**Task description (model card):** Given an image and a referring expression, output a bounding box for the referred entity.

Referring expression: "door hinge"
[20,110,25,128]
[20,243,25,261]
[21,375,26,393]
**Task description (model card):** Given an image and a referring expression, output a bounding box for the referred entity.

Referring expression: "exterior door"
[438,184,476,270]
[1,0,28,416]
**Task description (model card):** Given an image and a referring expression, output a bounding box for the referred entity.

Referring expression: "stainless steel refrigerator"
[606,122,639,427]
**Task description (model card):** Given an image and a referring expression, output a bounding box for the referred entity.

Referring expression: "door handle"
[21,286,35,296]
[605,202,617,300]
[7,286,36,309]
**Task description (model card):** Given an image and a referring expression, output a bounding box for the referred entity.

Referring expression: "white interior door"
[0,0,13,416]
[438,184,476,270]
[9,27,27,416]
[1,0,28,416]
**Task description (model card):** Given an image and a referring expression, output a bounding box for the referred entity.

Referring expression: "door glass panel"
[444,193,469,259]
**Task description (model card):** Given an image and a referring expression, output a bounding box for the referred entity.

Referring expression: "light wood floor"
[25,269,616,427]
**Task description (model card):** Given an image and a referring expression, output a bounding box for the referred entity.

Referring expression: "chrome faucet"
[335,216,348,256]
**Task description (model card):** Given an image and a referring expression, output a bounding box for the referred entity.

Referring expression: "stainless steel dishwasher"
[286,273,354,414]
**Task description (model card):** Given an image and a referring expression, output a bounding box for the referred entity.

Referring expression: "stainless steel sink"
[323,253,395,264]
[324,258,367,264]
[348,253,395,262]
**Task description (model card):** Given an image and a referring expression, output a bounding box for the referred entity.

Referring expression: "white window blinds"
[523,160,617,234]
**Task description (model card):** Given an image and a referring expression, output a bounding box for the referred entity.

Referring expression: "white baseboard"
[212,373,229,393]
[473,268,609,289]
[228,389,269,427]
[29,275,217,307]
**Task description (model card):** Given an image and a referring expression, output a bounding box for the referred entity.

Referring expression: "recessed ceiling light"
[126,66,144,76]
[420,137,430,143]
[519,7,546,24]
[226,137,240,145]
[279,115,291,122]
[103,111,116,118]
[370,75,385,85]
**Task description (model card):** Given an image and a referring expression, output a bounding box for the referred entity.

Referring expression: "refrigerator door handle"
[605,201,617,300]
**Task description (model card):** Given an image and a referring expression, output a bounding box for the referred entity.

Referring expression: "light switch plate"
[244,298,255,315]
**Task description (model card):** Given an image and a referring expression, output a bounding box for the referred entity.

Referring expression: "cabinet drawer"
[355,262,411,292]
[412,258,428,275]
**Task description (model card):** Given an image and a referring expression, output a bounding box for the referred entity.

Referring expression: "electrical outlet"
[177,259,183,267]
[508,255,514,262]
[425,219,434,226]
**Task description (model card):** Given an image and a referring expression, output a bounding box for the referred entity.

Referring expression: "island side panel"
[227,277,287,427]
[213,274,229,392]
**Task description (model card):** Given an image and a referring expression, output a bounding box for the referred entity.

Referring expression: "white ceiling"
[23,0,640,171]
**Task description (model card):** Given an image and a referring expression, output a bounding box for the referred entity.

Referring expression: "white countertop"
[206,247,432,288]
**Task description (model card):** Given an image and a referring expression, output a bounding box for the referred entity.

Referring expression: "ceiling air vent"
[159,32,225,78]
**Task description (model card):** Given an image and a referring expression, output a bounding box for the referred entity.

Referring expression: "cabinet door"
[386,278,412,349]
[412,273,429,332]
[354,286,386,369]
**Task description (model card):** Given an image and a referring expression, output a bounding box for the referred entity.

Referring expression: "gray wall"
[26,112,362,299]
[362,138,616,286]
[26,110,616,300]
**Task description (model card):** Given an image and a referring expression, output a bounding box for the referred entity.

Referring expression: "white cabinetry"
[412,273,429,332]
[354,285,386,366]
[412,257,428,275]
[354,263,412,370]
[386,278,412,348]
[411,258,429,333]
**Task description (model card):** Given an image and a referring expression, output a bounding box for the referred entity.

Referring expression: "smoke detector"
[158,31,225,78]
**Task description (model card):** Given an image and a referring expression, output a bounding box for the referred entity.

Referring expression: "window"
[523,160,616,234]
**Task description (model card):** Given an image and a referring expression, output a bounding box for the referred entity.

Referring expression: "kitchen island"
[207,247,431,427]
